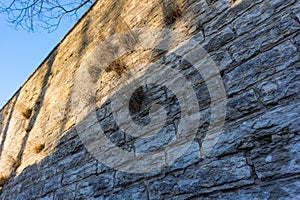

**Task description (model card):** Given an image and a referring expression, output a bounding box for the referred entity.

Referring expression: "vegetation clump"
[34,143,45,153]
[0,175,9,188]
[22,108,32,119]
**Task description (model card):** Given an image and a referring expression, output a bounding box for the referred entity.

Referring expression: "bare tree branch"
[0,0,94,32]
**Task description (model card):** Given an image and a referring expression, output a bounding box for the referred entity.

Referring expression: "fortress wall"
[0,0,299,199]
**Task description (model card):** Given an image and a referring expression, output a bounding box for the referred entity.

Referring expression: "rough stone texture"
[0,0,299,199]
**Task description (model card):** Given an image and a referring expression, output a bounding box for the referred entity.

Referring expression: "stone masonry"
[0,0,299,199]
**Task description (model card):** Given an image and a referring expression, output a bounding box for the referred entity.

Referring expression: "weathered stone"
[114,171,145,187]
[250,135,300,179]
[204,0,263,36]
[30,181,44,197]
[62,160,97,185]
[211,102,300,157]
[203,27,236,52]
[210,50,233,72]
[56,149,92,173]
[168,140,200,170]
[55,128,78,148]
[37,193,54,200]
[226,89,262,121]
[149,154,253,199]
[54,184,76,200]
[224,41,299,95]
[197,0,232,26]
[105,184,148,200]
[134,124,176,153]
[292,32,300,50]
[97,161,111,174]
[42,174,62,195]
[196,178,300,199]
[40,166,57,181]
[229,14,300,62]
[256,66,300,105]
[232,0,296,35]
[1,0,300,199]
[52,135,84,162]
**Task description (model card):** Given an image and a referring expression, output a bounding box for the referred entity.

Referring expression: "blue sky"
[0,15,78,109]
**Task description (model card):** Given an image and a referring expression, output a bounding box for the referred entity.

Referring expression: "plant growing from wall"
[0,174,9,188]
[34,143,45,153]
[22,107,32,119]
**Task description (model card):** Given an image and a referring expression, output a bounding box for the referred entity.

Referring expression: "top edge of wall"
[0,0,99,112]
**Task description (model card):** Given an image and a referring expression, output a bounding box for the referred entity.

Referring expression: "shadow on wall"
[0,58,211,198]
[0,0,262,198]
[0,0,129,190]
[0,92,21,159]
[10,50,57,180]
[0,0,195,190]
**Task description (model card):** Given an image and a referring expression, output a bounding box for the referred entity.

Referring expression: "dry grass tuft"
[105,58,128,77]
[160,0,182,24]
[0,175,9,187]
[34,143,45,153]
[25,125,32,133]
[13,160,21,168]
[22,107,32,119]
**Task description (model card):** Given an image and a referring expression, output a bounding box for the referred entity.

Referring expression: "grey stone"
[292,32,300,50]
[232,0,295,35]
[196,178,300,199]
[56,149,91,173]
[105,184,148,200]
[134,124,176,153]
[114,171,145,187]
[13,192,32,200]
[226,89,262,121]
[38,154,54,169]
[204,0,263,36]
[149,175,178,199]
[210,51,233,72]
[40,166,57,181]
[37,193,54,200]
[1,1,300,200]
[30,182,44,197]
[256,67,300,105]
[211,102,300,157]
[224,41,299,95]
[90,172,114,191]
[250,135,300,179]
[203,27,236,52]
[229,14,300,62]
[149,154,253,198]
[97,162,111,174]
[197,0,232,26]
[54,184,76,200]
[62,160,97,185]
[56,128,78,148]
[168,140,200,170]
[43,174,62,195]
[191,30,205,43]
[52,136,83,162]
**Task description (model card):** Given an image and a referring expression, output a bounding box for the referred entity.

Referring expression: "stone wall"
[0,0,299,199]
